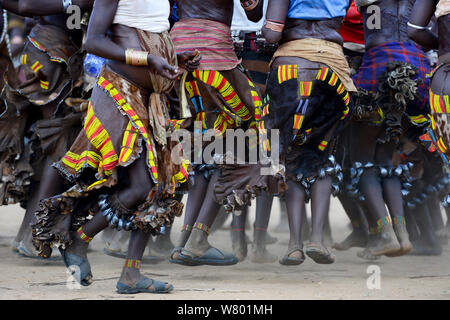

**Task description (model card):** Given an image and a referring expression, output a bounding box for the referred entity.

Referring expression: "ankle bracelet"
[181,224,193,232]
[376,216,391,229]
[124,259,141,269]
[393,216,406,225]
[77,227,93,243]
[194,222,210,235]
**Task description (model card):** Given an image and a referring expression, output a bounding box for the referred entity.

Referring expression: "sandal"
[305,242,335,264]
[169,247,201,266]
[279,246,305,265]
[178,247,238,266]
[59,248,93,286]
[116,277,173,294]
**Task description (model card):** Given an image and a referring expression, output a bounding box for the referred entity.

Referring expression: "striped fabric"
[83,101,119,175]
[97,76,159,182]
[171,18,240,71]
[193,70,251,121]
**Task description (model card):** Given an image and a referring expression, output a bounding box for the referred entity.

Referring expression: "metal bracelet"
[407,22,428,30]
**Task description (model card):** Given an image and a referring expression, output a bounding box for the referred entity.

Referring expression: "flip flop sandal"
[116,277,173,294]
[59,248,93,286]
[169,247,199,266]
[178,247,239,266]
[279,246,305,265]
[305,243,335,264]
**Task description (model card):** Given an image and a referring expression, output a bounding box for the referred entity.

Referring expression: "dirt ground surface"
[0,199,449,300]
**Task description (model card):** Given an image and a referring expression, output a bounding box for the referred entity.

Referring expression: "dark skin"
[344,1,421,256]
[2,0,92,254]
[407,0,439,51]
[36,0,199,290]
[262,0,351,45]
[172,0,264,261]
[176,0,264,26]
[361,0,416,50]
[409,0,450,243]
[409,0,450,93]
[261,0,351,263]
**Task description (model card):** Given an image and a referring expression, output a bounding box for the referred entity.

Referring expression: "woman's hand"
[147,54,181,80]
[177,50,201,72]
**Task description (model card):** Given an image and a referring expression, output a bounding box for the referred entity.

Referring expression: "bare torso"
[282,17,344,45]
[362,0,416,50]
[177,0,234,25]
[107,24,154,90]
[437,15,450,62]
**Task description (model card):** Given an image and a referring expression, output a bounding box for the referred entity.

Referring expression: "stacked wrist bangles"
[241,0,259,11]
[125,48,149,66]
[264,19,285,33]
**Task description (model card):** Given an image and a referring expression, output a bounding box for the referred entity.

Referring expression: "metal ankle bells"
[98,194,180,235]
[294,155,343,202]
[344,162,413,201]
[98,194,137,232]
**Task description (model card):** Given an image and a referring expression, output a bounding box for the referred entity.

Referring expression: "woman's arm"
[1,0,93,17]
[262,0,289,44]
[85,0,180,80]
[408,0,439,50]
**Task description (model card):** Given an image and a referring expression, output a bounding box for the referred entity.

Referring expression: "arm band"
[125,48,149,66]
[407,22,428,30]
[241,0,259,11]
[264,20,285,33]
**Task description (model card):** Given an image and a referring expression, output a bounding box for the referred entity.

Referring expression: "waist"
[282,18,343,46]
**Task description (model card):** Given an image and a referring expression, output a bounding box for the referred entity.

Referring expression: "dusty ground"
[0,199,449,300]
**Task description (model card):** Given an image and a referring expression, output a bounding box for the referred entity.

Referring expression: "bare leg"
[231,206,248,261]
[304,177,335,264]
[427,196,447,244]
[17,159,66,256]
[410,204,442,255]
[382,176,412,255]
[177,172,209,248]
[357,203,381,261]
[358,168,400,256]
[279,180,306,265]
[181,171,237,265]
[334,193,368,250]
[274,196,290,233]
[251,191,277,263]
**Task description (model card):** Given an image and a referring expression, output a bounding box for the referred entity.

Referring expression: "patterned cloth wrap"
[171,18,241,71]
[265,64,353,201]
[32,31,190,258]
[6,23,82,106]
[352,42,431,123]
[0,23,83,207]
[171,18,267,176]
[427,63,450,165]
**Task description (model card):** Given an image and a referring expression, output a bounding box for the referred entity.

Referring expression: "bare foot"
[333,229,368,251]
